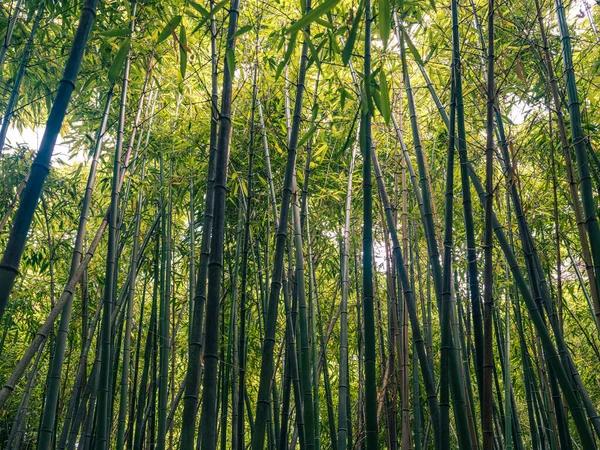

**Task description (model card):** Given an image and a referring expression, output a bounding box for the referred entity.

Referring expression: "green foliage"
[0,0,600,448]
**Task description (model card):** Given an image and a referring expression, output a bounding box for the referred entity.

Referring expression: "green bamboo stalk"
[109,288,127,434]
[198,0,242,446]
[504,293,512,450]
[95,26,132,447]
[237,51,259,450]
[58,300,102,450]
[6,339,45,449]
[398,21,472,449]
[127,275,149,450]
[533,0,600,330]
[189,154,196,349]
[399,151,410,450]
[397,29,442,303]
[37,82,114,450]
[360,1,377,448]
[513,294,542,450]
[116,154,145,449]
[77,332,102,450]
[221,190,244,450]
[450,0,484,395]
[308,220,336,450]
[0,0,99,323]
[482,0,495,447]
[292,174,316,449]
[413,340,422,450]
[440,66,457,449]
[133,239,159,450]
[156,147,172,450]
[282,267,307,450]
[179,0,221,444]
[455,280,480,447]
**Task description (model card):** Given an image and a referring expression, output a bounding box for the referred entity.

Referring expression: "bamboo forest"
[3,0,600,448]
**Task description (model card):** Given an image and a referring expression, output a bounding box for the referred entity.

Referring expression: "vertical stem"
[482,0,495,446]
[199,0,242,446]
[96,22,131,449]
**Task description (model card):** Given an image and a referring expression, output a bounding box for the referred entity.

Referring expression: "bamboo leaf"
[232,24,253,39]
[100,27,131,37]
[314,17,333,28]
[275,31,298,80]
[108,38,131,83]
[342,0,365,65]
[402,27,424,66]
[188,0,209,18]
[311,103,319,121]
[191,0,233,34]
[303,31,321,69]
[286,0,341,35]
[379,0,390,49]
[226,48,235,76]
[157,16,182,44]
[179,24,188,79]
[379,68,391,125]
[298,124,318,148]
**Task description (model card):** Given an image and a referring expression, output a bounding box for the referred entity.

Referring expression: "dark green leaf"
[157,16,182,44]
[297,124,318,148]
[180,24,188,78]
[108,38,131,84]
[188,0,209,18]
[379,68,391,124]
[191,0,230,34]
[287,0,341,35]
[232,24,253,39]
[401,26,424,66]
[275,31,298,80]
[100,27,131,37]
[379,0,390,49]
[226,48,235,76]
[303,31,321,69]
[342,0,365,65]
